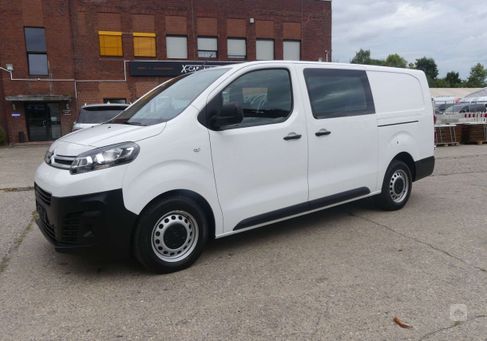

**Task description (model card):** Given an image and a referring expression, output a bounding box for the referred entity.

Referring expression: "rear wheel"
[376,160,412,211]
[134,196,209,273]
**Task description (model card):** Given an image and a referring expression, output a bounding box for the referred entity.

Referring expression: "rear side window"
[303,68,375,119]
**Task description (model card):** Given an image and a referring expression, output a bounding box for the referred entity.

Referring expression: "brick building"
[0,0,332,144]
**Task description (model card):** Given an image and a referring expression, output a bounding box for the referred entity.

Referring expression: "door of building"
[25,102,62,141]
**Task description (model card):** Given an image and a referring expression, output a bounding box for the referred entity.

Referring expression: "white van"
[35,61,434,273]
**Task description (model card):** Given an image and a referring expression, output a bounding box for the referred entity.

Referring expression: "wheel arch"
[136,189,216,241]
[391,152,416,181]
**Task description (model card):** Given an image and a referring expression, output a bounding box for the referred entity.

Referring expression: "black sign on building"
[129,60,237,77]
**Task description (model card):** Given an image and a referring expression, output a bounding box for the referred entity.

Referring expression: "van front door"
[205,68,308,232]
[301,68,379,202]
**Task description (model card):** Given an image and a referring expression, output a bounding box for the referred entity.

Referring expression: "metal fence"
[436,112,487,125]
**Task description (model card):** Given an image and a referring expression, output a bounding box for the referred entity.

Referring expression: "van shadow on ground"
[41,197,379,276]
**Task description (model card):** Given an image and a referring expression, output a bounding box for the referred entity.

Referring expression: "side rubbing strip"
[234,187,370,231]
[378,120,419,128]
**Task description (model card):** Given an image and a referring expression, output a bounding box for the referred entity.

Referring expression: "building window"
[24,27,48,76]
[197,37,217,58]
[283,40,300,60]
[256,39,274,60]
[166,36,188,59]
[98,31,123,57]
[227,38,246,59]
[133,32,156,57]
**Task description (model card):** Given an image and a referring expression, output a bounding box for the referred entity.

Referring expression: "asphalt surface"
[0,144,487,340]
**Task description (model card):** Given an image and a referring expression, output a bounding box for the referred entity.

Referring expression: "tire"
[134,195,209,274]
[375,160,412,211]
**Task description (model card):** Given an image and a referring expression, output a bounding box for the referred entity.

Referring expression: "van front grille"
[39,217,56,241]
[51,154,75,170]
[62,212,82,244]
[35,184,52,206]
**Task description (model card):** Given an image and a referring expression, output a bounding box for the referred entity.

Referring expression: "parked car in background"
[443,103,487,114]
[72,103,129,131]
[434,103,451,115]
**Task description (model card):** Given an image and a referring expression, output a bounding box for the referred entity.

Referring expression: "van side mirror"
[210,104,243,130]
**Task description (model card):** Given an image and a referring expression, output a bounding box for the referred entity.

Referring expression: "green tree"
[414,57,439,86]
[444,71,462,88]
[384,54,407,68]
[434,78,449,88]
[351,49,384,66]
[351,49,372,64]
[466,63,487,88]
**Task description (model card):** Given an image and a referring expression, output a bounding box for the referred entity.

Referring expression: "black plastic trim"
[414,156,435,181]
[234,187,370,231]
[34,185,137,256]
[378,120,419,127]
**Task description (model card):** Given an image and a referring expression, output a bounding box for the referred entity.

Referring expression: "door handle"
[283,132,302,141]
[315,128,332,137]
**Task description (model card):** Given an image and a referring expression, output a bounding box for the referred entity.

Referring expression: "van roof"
[218,60,425,77]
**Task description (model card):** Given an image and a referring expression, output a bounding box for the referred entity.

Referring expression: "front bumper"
[34,184,137,255]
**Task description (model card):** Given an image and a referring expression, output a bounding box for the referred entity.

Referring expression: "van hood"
[50,123,165,156]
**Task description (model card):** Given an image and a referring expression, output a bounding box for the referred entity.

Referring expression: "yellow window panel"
[133,33,156,57]
[133,32,156,37]
[98,31,123,57]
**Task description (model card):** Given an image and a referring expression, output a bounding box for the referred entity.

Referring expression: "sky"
[332,0,487,78]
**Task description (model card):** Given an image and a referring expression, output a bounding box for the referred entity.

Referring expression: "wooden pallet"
[435,125,458,145]
[455,124,464,143]
[436,142,459,147]
[463,124,487,144]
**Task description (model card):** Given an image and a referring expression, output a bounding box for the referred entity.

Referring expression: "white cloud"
[332,0,487,78]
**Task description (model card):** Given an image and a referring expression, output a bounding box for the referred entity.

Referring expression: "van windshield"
[78,106,127,123]
[112,68,230,126]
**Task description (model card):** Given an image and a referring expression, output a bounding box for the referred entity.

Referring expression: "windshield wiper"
[123,121,146,126]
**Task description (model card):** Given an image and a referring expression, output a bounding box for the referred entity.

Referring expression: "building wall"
[0,0,332,144]
[0,71,5,141]
[0,0,76,143]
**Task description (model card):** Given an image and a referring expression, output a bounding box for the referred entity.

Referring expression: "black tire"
[375,160,412,211]
[134,195,209,274]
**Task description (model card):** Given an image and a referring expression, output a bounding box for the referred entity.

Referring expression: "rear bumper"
[34,184,137,256]
[414,156,435,181]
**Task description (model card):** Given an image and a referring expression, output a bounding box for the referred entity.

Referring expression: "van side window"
[206,69,293,129]
[303,68,375,119]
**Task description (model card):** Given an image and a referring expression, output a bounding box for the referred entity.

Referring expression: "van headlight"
[70,142,140,174]
[44,150,53,164]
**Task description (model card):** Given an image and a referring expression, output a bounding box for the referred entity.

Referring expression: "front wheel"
[134,196,209,273]
[375,160,412,211]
